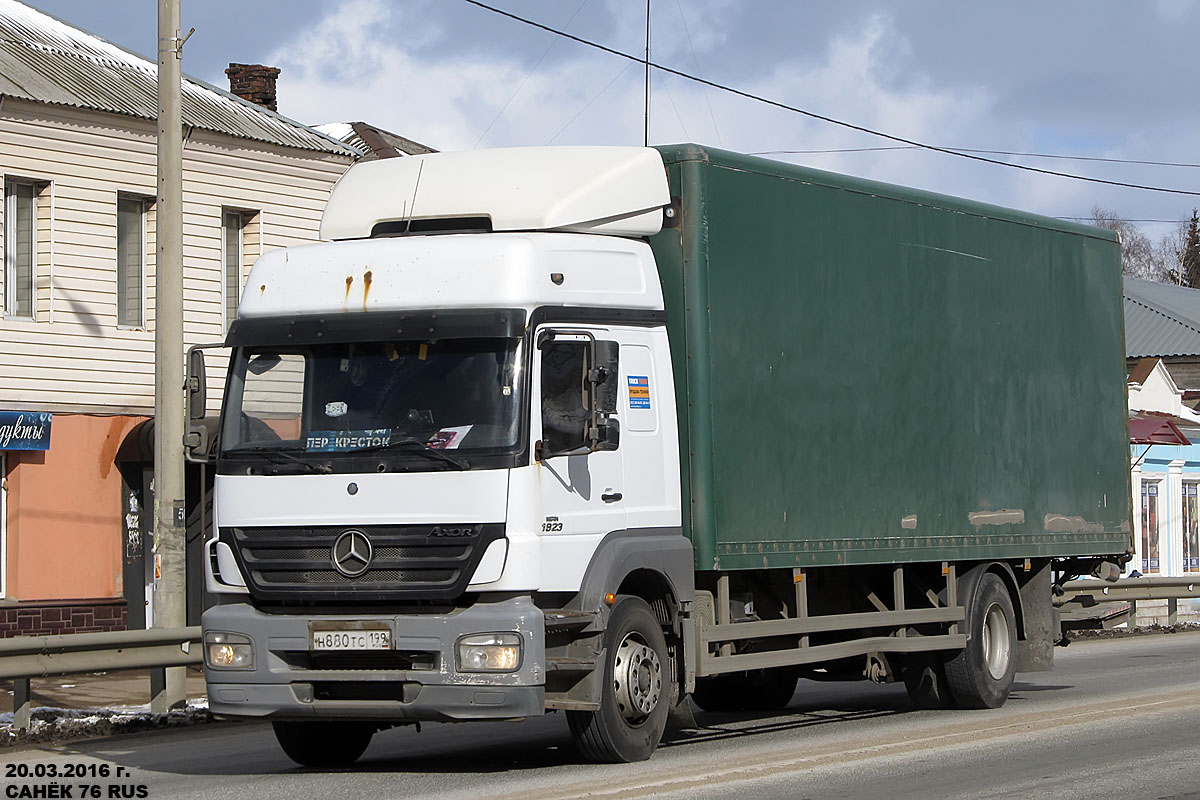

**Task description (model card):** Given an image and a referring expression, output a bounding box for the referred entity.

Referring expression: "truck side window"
[541,342,589,454]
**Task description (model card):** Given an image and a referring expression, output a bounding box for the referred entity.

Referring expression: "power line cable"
[547,60,637,144]
[461,0,1200,197]
[473,0,590,148]
[673,0,721,147]
[656,69,691,142]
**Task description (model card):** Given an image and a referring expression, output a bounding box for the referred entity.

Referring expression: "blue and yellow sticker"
[628,375,651,409]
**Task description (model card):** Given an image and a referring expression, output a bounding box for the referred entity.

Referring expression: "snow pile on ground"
[1067,621,1200,640]
[0,698,211,747]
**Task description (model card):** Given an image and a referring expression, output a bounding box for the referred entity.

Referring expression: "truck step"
[543,610,598,630]
[546,656,597,672]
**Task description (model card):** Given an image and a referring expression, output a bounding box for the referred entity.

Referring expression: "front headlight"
[456,632,522,673]
[204,631,254,669]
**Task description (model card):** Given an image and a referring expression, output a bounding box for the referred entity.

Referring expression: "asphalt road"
[5,631,1200,800]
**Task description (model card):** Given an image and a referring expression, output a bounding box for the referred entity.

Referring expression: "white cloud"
[1154,0,1194,22]
[271,0,660,149]
[642,13,996,193]
[266,1,1197,228]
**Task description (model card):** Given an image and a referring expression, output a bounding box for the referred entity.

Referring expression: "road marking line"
[497,689,1200,800]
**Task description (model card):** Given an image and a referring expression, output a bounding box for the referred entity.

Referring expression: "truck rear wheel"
[944,571,1017,708]
[568,596,669,762]
[272,721,374,768]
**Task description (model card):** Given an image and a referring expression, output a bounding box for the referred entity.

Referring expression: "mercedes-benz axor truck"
[194,145,1132,765]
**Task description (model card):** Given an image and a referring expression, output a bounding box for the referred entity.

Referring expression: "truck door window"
[541,342,589,454]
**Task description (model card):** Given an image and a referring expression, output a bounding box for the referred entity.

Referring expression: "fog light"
[456,633,522,673]
[205,631,254,669]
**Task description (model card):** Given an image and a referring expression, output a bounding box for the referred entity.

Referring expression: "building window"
[1185,482,1200,573]
[222,208,260,329]
[117,195,148,328]
[1140,480,1161,574]
[223,210,245,328]
[4,179,36,319]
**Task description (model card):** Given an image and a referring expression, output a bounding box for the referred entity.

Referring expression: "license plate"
[310,628,391,650]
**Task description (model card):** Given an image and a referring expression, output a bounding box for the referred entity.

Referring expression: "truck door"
[611,329,679,534]
[534,328,626,583]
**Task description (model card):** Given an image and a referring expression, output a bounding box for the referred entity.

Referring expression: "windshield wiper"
[348,438,470,470]
[238,446,333,474]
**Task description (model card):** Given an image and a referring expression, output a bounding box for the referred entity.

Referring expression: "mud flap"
[1015,561,1056,672]
[665,693,698,734]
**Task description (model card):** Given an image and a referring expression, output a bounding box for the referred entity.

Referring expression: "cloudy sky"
[25,0,1200,241]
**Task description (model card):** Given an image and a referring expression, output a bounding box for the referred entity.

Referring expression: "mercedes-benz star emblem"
[331,529,373,578]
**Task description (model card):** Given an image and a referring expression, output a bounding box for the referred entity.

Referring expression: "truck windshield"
[219,338,522,470]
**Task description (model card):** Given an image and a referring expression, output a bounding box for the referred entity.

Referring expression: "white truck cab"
[200,147,692,765]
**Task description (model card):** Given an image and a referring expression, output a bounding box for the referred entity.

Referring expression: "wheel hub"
[613,632,663,723]
[982,602,1012,680]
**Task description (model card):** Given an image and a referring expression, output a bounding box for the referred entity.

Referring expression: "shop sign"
[0,411,52,451]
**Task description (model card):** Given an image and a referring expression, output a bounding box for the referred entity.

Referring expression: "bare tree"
[1156,218,1187,285]
[1089,206,1167,281]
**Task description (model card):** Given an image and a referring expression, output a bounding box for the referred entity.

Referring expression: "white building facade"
[0,0,359,635]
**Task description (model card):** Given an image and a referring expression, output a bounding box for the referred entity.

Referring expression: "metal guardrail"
[0,626,201,732]
[0,580,1194,734]
[1056,576,1200,629]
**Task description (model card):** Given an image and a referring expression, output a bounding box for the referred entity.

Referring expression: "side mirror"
[184,422,210,463]
[591,417,620,452]
[185,343,226,463]
[187,347,207,422]
[585,341,619,451]
[590,340,620,415]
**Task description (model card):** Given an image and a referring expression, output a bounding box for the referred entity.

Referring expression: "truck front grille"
[261,568,456,585]
[221,523,505,603]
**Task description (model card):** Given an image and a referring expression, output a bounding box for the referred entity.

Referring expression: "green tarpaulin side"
[650,145,1132,572]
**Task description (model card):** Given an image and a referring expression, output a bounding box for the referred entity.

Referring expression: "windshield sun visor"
[226,309,526,347]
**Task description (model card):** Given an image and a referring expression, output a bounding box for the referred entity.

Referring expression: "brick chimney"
[225,63,281,112]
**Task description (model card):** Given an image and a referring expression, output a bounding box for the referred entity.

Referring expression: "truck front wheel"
[272,721,374,768]
[944,571,1017,708]
[568,596,669,762]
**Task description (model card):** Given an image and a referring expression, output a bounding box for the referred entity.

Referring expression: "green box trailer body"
[649,144,1132,573]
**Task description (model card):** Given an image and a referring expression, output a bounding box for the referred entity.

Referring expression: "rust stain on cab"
[363,270,373,309]
[345,275,354,303]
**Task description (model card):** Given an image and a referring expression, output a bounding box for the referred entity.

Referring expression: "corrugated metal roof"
[1124,276,1200,357]
[312,121,436,160]
[1129,415,1191,445]
[0,0,358,157]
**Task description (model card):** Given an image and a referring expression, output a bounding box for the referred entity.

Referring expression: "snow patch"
[1,698,211,747]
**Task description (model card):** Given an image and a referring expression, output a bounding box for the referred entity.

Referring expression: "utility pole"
[153,0,187,712]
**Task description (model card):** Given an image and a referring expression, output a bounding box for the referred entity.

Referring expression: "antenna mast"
[643,0,651,146]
